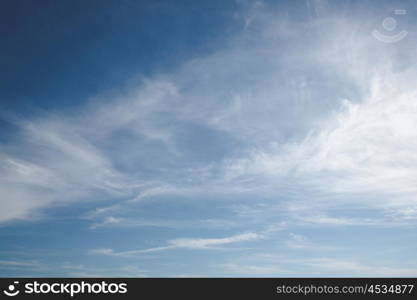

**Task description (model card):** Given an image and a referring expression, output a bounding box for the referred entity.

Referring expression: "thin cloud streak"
[90,232,262,257]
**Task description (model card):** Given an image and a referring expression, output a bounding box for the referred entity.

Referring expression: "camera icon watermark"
[372,9,407,43]
[3,281,20,297]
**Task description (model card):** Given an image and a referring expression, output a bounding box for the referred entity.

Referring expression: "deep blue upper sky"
[0,0,240,112]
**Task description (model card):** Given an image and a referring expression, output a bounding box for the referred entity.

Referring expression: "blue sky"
[1,0,417,277]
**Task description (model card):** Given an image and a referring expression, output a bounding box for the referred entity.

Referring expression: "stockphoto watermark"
[372,9,408,43]
[2,280,128,297]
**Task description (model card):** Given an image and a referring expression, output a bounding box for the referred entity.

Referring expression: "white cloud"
[221,263,284,275]
[295,215,377,226]
[89,216,239,230]
[0,260,40,267]
[284,233,340,251]
[225,252,417,276]
[285,233,309,249]
[1,1,417,233]
[224,68,417,221]
[90,232,262,257]
[298,258,417,276]
[302,258,369,272]
[169,232,261,249]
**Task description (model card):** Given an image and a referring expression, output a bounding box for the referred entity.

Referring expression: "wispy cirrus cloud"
[0,260,40,267]
[2,1,416,228]
[90,232,262,257]
[224,70,417,220]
